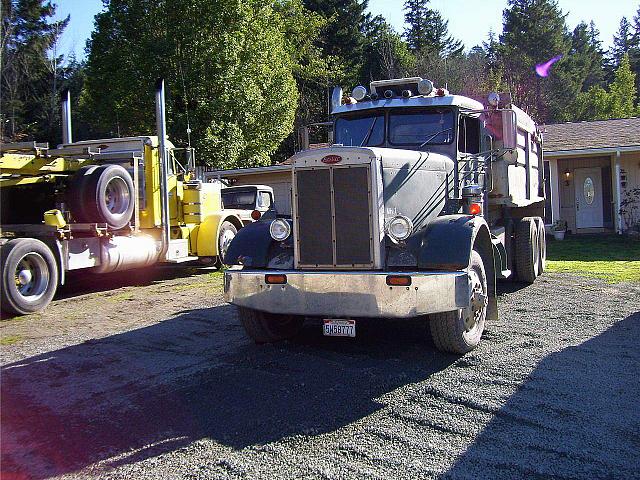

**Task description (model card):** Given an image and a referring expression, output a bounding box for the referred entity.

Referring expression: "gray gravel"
[1,271,639,479]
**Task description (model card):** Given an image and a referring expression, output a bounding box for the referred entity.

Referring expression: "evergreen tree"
[568,54,638,120]
[568,22,604,92]
[302,0,369,84]
[403,0,462,57]
[1,0,69,143]
[82,0,301,169]
[611,16,633,66]
[498,0,576,122]
[361,16,415,81]
[628,5,640,98]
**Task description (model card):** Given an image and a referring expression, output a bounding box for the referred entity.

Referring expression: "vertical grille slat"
[296,169,333,265]
[334,168,372,265]
[295,165,374,268]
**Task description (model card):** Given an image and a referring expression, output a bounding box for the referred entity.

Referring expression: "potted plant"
[551,220,567,240]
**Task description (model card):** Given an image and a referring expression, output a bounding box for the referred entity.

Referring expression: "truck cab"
[224,77,546,354]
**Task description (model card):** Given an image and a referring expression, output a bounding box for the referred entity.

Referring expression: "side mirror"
[501,109,518,150]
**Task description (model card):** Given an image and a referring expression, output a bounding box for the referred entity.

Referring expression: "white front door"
[574,167,603,228]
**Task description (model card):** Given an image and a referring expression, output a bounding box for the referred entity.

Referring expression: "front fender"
[408,215,491,271]
[224,219,294,267]
[197,213,243,257]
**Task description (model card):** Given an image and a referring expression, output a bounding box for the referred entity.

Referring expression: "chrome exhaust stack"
[155,78,171,257]
[61,88,72,144]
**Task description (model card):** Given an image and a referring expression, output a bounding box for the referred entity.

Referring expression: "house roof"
[543,117,640,153]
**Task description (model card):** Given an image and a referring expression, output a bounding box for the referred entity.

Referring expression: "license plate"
[323,319,356,337]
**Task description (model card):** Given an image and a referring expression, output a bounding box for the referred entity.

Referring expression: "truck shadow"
[442,311,640,479]
[1,305,455,479]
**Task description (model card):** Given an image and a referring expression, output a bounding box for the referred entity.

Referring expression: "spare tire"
[69,164,101,223]
[71,164,134,229]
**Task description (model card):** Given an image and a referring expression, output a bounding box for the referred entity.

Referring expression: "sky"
[54,0,638,61]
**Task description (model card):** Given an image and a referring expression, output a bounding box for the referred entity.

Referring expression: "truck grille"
[295,165,374,268]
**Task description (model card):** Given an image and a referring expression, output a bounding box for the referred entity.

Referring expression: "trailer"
[223,77,546,354]
[0,81,262,316]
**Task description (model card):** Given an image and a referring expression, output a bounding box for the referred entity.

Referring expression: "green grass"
[1,334,23,346]
[546,234,640,283]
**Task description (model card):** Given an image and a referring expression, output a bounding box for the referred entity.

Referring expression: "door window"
[583,177,595,205]
[257,191,272,210]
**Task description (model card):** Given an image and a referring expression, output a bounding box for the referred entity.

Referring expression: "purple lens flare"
[535,55,563,77]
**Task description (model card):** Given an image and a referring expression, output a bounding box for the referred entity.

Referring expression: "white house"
[543,117,640,233]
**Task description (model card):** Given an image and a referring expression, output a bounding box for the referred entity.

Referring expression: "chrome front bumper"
[224,269,470,318]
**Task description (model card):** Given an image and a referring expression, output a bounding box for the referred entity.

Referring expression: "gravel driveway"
[1,268,639,479]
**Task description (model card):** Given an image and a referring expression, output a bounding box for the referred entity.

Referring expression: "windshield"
[221,190,256,209]
[389,109,454,145]
[334,113,384,147]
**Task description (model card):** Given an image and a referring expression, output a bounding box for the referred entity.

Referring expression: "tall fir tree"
[568,22,605,92]
[403,0,462,57]
[302,0,370,84]
[498,0,578,122]
[628,5,640,99]
[361,16,415,81]
[1,0,69,143]
[611,16,633,66]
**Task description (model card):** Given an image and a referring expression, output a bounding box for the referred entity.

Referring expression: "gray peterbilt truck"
[223,77,546,354]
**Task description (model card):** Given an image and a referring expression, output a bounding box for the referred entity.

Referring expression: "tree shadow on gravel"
[443,311,640,480]
[1,305,455,479]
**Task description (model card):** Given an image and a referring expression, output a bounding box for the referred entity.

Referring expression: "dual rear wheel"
[0,238,58,315]
[515,217,546,283]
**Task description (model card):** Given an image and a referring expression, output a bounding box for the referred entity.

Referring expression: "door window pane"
[583,177,595,205]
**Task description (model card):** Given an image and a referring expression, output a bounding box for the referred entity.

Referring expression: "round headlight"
[270,219,291,241]
[351,85,367,101]
[386,215,413,242]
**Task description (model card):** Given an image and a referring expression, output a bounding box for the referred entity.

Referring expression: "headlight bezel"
[385,215,413,242]
[269,218,291,242]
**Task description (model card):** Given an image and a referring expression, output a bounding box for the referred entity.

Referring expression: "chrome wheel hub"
[464,270,487,332]
[14,253,49,301]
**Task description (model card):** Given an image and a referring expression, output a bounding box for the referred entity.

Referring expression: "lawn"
[546,234,640,283]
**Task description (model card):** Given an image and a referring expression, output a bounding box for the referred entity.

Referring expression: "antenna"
[178,51,192,149]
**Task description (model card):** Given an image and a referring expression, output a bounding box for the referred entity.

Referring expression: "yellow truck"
[0,80,262,315]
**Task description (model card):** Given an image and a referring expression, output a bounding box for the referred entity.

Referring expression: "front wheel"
[237,307,304,343]
[429,250,487,354]
[216,221,238,268]
[1,238,59,315]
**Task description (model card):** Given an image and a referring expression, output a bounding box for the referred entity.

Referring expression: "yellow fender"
[197,213,243,257]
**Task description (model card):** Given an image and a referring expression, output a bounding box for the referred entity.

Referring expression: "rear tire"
[515,217,540,284]
[1,238,59,315]
[536,218,546,274]
[237,307,304,343]
[429,250,487,354]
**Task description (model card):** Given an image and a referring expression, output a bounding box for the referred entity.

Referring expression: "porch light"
[564,170,570,186]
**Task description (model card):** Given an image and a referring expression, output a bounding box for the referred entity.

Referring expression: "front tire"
[237,307,304,343]
[1,238,59,315]
[429,250,487,354]
[217,221,238,267]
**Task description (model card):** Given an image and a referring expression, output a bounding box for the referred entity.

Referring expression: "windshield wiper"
[417,127,453,149]
[360,117,380,147]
